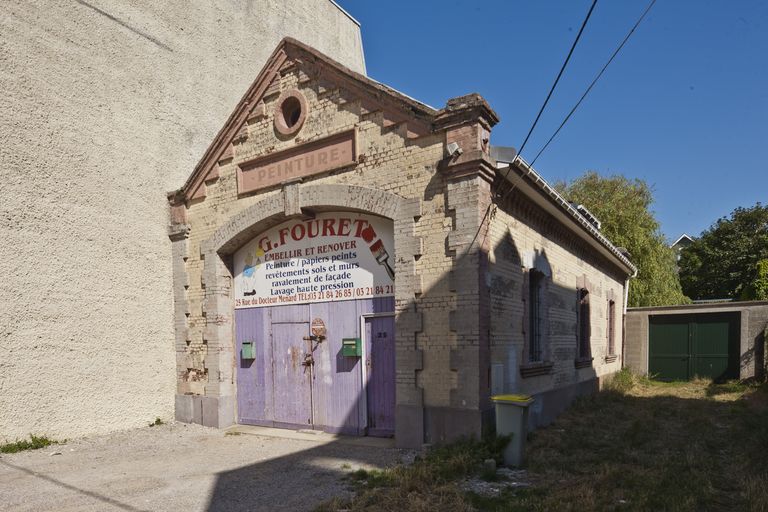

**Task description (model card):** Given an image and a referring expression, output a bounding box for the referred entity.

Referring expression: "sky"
[336,0,768,241]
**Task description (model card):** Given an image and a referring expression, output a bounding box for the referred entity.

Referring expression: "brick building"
[168,38,636,448]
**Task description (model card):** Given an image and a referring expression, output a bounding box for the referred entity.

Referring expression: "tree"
[555,171,688,307]
[740,259,768,301]
[679,204,768,300]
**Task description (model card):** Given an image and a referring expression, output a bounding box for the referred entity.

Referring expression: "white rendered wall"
[0,0,365,441]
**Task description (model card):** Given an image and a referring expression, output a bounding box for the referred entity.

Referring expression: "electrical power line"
[478,0,656,258]
[495,0,598,205]
[529,0,657,167]
[464,1,600,256]
[515,0,598,160]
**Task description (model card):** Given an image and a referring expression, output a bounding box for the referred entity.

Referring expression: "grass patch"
[706,379,753,397]
[0,435,59,454]
[509,377,768,511]
[466,487,548,512]
[148,417,164,427]
[316,436,509,511]
[319,377,768,511]
[603,367,636,393]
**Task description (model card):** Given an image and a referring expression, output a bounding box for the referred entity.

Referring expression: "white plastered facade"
[0,0,365,441]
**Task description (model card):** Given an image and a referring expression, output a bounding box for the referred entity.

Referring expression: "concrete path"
[0,423,404,512]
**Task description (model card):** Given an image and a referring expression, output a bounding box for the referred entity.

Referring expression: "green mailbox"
[342,338,361,357]
[241,341,256,360]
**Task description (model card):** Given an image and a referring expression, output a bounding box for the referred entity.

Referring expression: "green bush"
[604,367,636,393]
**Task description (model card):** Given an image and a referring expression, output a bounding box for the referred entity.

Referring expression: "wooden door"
[235,308,271,425]
[365,315,395,437]
[271,317,313,428]
[649,313,739,381]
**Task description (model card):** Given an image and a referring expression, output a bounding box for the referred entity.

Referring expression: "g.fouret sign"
[237,129,357,194]
[233,212,394,308]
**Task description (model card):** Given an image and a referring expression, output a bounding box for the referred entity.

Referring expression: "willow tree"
[555,171,688,307]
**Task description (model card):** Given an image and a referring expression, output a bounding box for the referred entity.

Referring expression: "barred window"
[607,300,616,356]
[577,288,590,359]
[528,270,545,362]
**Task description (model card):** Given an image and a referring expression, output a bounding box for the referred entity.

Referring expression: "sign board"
[237,129,357,194]
[234,212,394,309]
[311,318,326,338]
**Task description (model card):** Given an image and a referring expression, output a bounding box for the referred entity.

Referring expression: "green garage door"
[649,313,740,381]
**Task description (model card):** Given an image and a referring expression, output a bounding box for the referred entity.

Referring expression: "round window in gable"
[274,90,308,137]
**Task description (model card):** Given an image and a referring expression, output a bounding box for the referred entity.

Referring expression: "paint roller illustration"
[360,224,395,280]
[370,239,395,280]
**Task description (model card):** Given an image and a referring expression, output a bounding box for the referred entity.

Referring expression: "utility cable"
[515,0,598,160]
[529,0,657,167]
[466,0,600,255]
[496,0,598,204]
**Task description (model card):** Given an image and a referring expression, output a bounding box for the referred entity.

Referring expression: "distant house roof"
[671,233,694,248]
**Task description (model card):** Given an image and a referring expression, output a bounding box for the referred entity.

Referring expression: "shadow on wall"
[205,191,604,510]
[485,216,602,429]
[741,326,767,381]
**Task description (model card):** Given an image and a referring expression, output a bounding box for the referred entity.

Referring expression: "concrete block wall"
[0,0,365,442]
[625,301,768,379]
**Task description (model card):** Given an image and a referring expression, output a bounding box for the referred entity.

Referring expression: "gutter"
[621,269,638,368]
[623,271,637,316]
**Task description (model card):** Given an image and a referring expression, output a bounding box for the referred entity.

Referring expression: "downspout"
[621,267,638,368]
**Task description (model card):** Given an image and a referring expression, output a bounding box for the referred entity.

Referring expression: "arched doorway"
[232,212,396,436]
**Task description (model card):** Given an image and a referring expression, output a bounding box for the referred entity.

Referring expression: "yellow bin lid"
[491,394,534,406]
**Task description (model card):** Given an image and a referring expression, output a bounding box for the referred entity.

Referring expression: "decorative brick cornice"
[176,48,288,203]
[434,93,500,131]
[439,152,497,184]
[166,39,512,206]
[167,189,186,207]
[168,223,190,242]
[167,38,447,204]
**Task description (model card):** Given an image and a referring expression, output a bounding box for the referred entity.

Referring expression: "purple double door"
[235,297,395,436]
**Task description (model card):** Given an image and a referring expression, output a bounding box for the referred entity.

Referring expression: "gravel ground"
[0,423,404,512]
